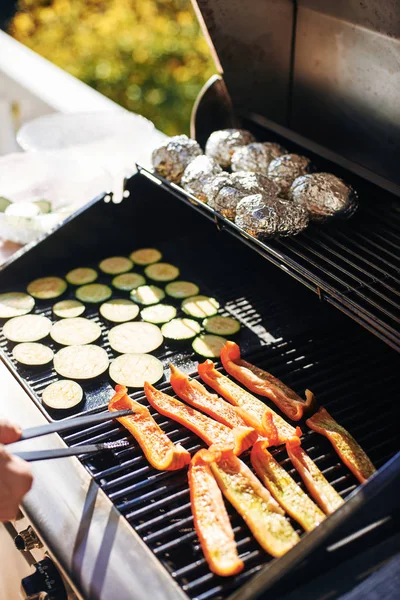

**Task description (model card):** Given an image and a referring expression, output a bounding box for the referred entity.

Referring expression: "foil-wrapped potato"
[181,156,222,203]
[231,142,287,174]
[268,154,312,197]
[151,135,202,184]
[205,129,256,168]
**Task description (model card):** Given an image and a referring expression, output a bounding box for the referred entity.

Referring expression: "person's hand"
[0,419,33,522]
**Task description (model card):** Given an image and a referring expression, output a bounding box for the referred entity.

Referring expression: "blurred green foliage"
[9,0,216,135]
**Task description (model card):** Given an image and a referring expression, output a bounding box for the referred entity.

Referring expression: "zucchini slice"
[130,285,165,305]
[27,276,67,300]
[99,299,139,323]
[182,295,220,319]
[108,322,163,354]
[99,256,133,275]
[129,248,162,265]
[144,262,180,282]
[75,283,112,304]
[66,267,98,286]
[109,353,164,388]
[5,202,40,227]
[54,345,109,379]
[112,272,146,291]
[203,315,240,336]
[161,318,201,341]
[0,197,12,212]
[3,314,52,342]
[192,334,228,358]
[42,380,84,410]
[53,299,85,319]
[34,199,52,214]
[0,292,35,319]
[141,304,177,324]
[50,317,101,346]
[165,281,199,299]
[12,342,54,366]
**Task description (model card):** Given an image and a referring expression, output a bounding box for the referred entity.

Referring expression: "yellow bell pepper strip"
[144,382,257,455]
[198,359,297,443]
[188,449,244,577]
[208,446,300,557]
[286,435,344,514]
[220,341,315,421]
[251,439,325,532]
[306,407,376,484]
[108,385,190,471]
[170,364,248,429]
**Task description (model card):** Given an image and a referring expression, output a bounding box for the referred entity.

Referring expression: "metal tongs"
[9,409,133,462]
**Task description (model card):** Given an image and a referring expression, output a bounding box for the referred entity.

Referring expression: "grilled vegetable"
[170,364,248,428]
[161,318,201,341]
[144,383,257,455]
[165,280,199,299]
[50,317,101,346]
[42,380,83,410]
[0,292,35,319]
[286,436,344,514]
[66,267,98,285]
[3,314,52,342]
[54,345,109,379]
[306,407,376,484]
[108,321,163,354]
[141,304,177,324]
[75,283,112,303]
[99,299,139,323]
[109,353,164,388]
[208,446,299,556]
[182,295,220,319]
[220,342,315,421]
[189,449,244,577]
[129,248,162,265]
[0,196,12,212]
[53,299,85,318]
[251,439,325,531]
[5,201,40,226]
[130,285,165,305]
[99,256,133,275]
[109,385,190,470]
[193,334,227,358]
[144,262,180,282]
[112,273,146,291]
[27,276,67,300]
[33,199,52,214]
[12,342,54,366]
[198,359,296,442]
[203,316,240,336]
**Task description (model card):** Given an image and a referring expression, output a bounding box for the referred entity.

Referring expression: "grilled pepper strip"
[220,341,315,421]
[144,382,257,455]
[208,446,299,557]
[251,440,325,531]
[286,436,344,514]
[170,364,247,429]
[306,407,376,484]
[108,385,190,471]
[189,450,244,577]
[198,359,297,443]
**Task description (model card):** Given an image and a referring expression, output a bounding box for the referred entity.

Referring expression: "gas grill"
[1,1,400,599]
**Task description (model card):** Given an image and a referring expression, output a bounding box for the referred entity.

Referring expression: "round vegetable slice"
[165,281,199,299]
[182,295,220,319]
[66,267,98,285]
[144,262,180,282]
[192,334,228,358]
[99,299,139,323]
[130,285,165,305]
[54,345,109,379]
[161,318,201,341]
[109,353,164,388]
[53,299,85,319]
[99,256,133,275]
[34,200,52,214]
[3,314,52,342]
[108,322,163,354]
[50,317,101,346]
[76,283,112,303]
[27,276,67,300]
[129,248,162,265]
[42,380,84,410]
[141,304,177,324]
[203,315,241,336]
[12,342,54,366]
[112,272,146,291]
[0,292,35,319]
